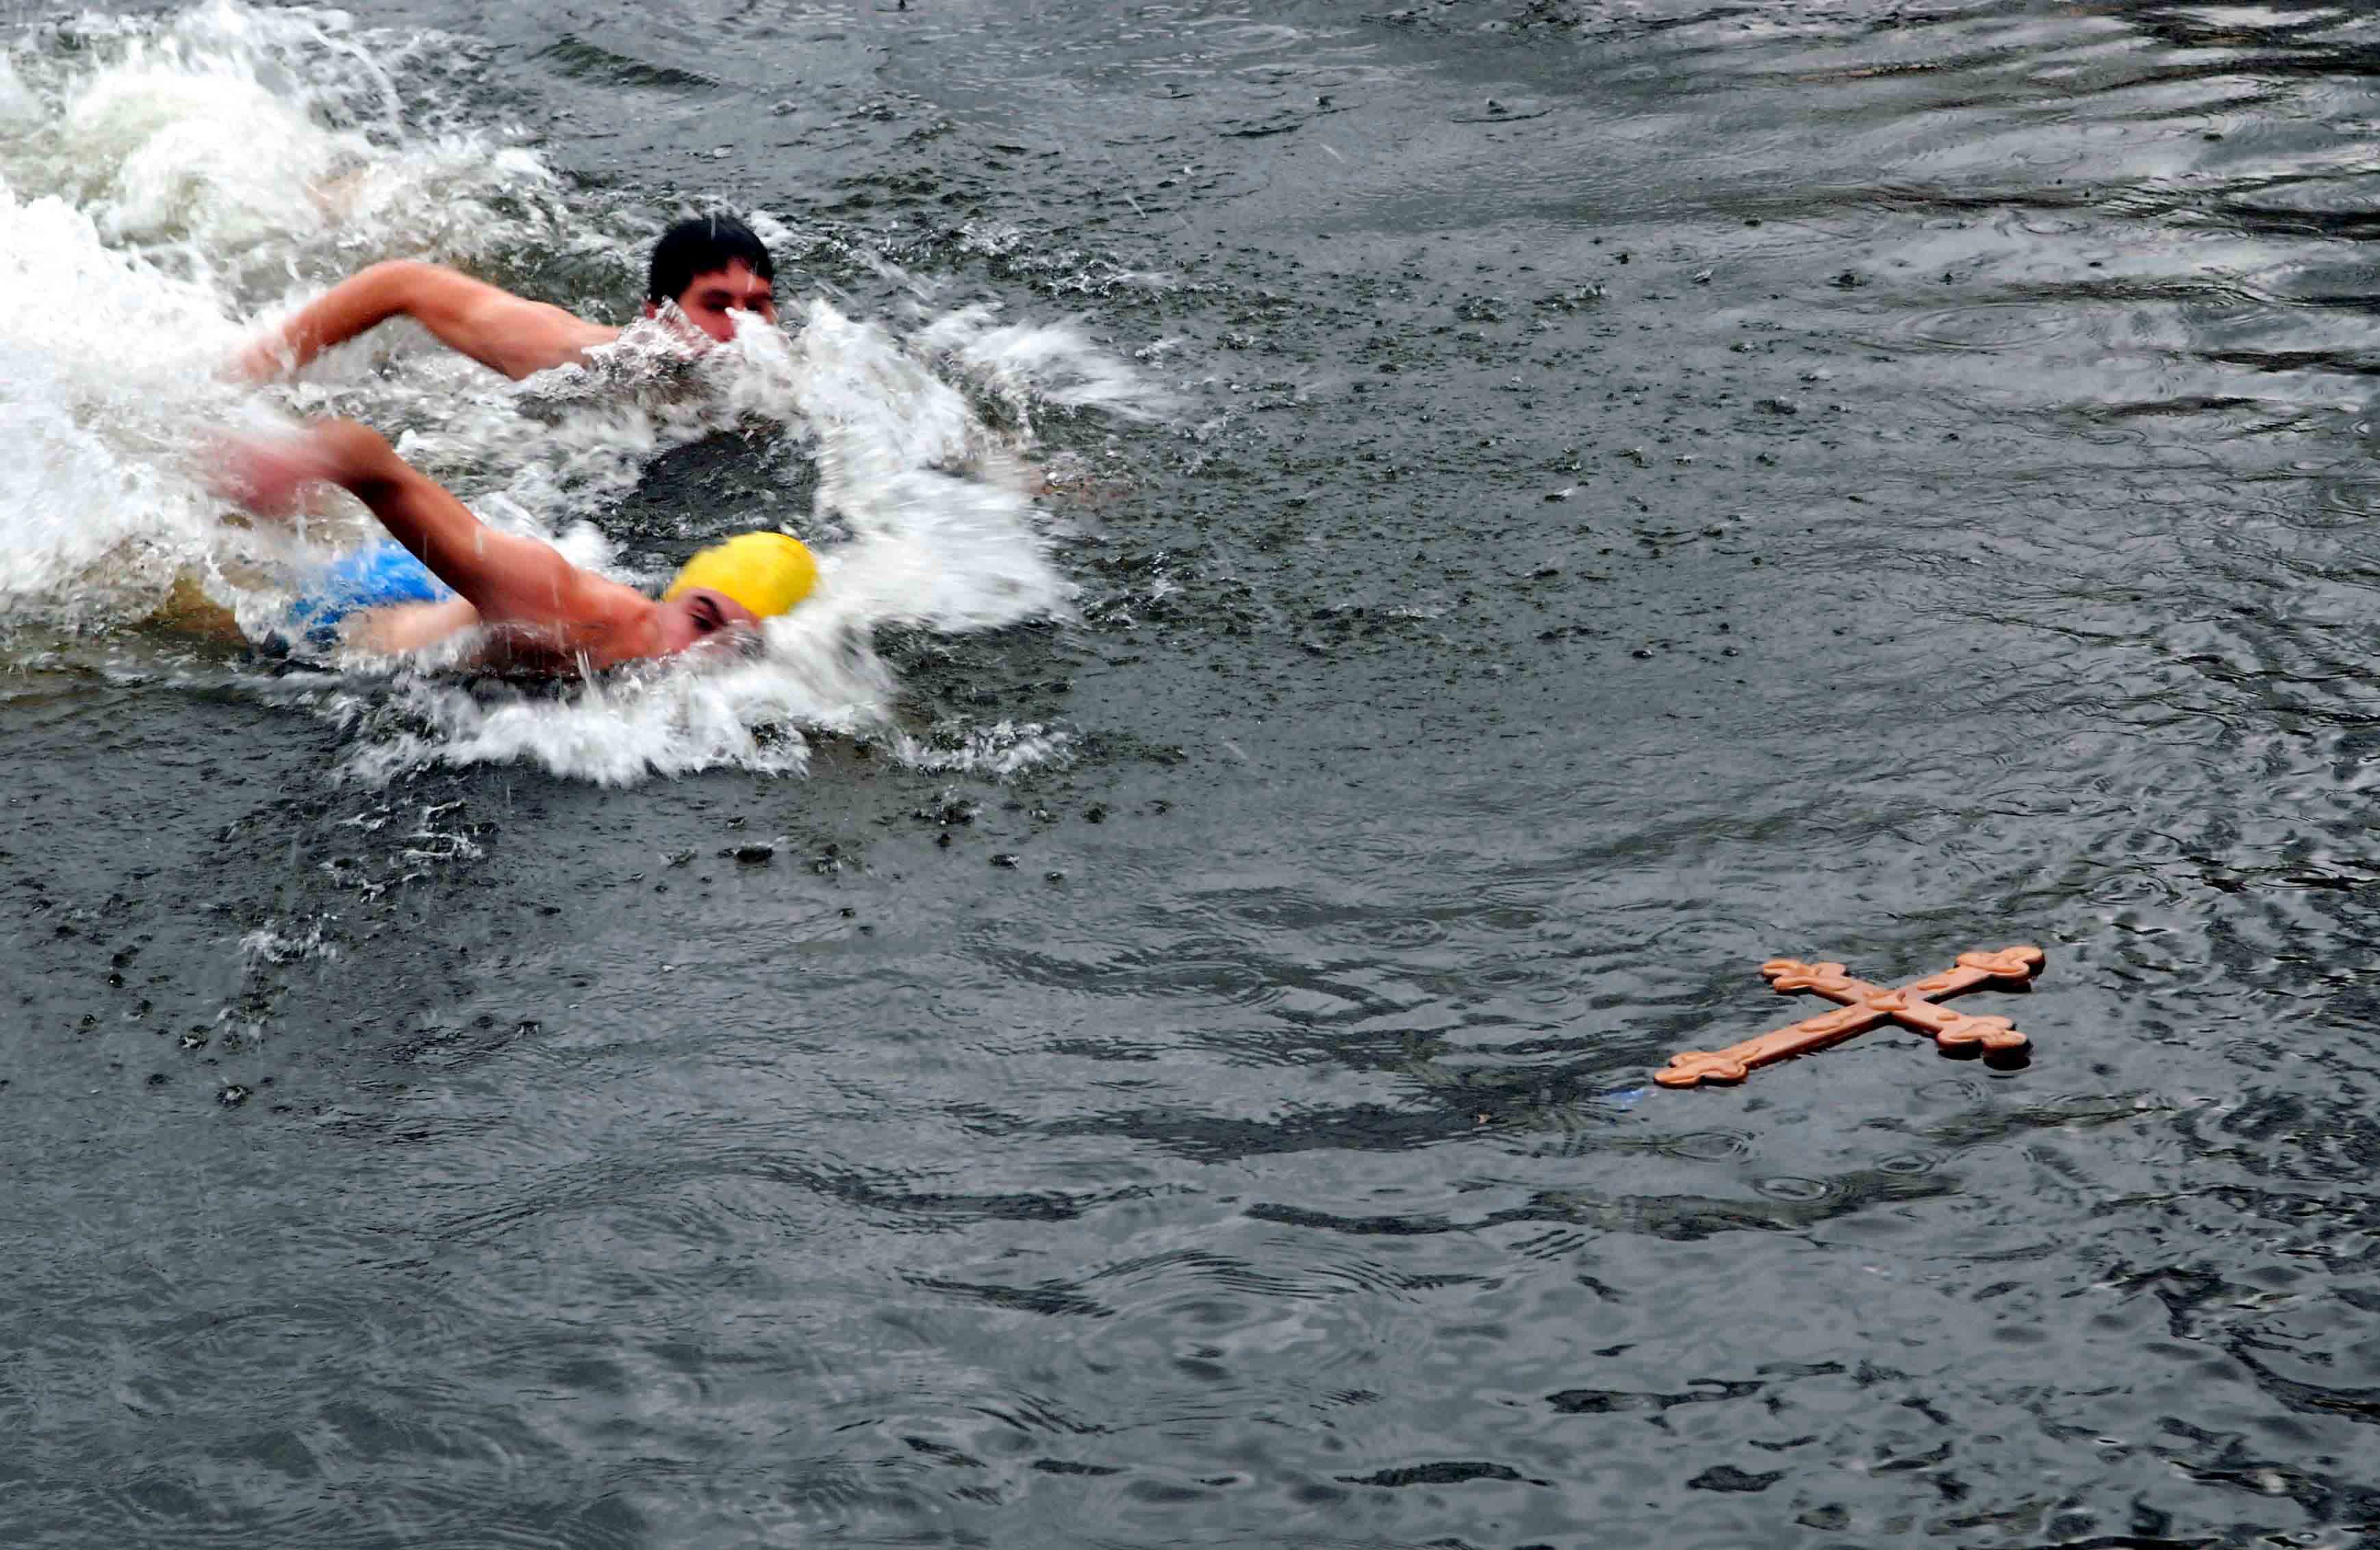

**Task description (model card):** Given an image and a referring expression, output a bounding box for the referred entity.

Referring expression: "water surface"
[7,1,2380,1545]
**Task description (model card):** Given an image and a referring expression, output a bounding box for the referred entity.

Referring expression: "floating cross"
[1656,946,2045,1089]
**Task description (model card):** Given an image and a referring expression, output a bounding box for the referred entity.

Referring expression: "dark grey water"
[10,0,2380,1545]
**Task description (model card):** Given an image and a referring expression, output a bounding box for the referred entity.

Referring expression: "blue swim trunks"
[287,541,454,647]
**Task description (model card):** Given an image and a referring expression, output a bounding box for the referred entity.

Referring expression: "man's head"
[656,531,818,655]
[645,215,778,343]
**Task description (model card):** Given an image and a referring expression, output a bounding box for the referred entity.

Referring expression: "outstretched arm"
[216,420,590,629]
[232,261,618,383]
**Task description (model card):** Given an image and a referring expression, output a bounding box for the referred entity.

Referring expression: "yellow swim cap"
[664,532,817,619]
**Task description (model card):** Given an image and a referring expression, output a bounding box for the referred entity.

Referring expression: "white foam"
[0,184,251,617]
[891,719,1076,777]
[239,917,338,964]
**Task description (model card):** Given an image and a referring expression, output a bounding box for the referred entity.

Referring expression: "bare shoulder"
[464,569,655,674]
[564,572,664,665]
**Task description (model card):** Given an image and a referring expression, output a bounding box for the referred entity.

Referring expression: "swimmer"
[210,418,814,673]
[231,214,778,383]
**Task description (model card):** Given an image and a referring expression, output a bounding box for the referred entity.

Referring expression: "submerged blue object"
[287,541,453,647]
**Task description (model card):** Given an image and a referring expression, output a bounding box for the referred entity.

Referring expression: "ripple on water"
[1753,1174,1834,1203]
[2305,477,2380,529]
[1654,1129,1754,1163]
[1447,98,1552,123]
[974,935,1293,1015]
[1686,202,1904,259]
[1839,298,2083,353]
[1347,913,1453,950]
[1913,1075,1995,1108]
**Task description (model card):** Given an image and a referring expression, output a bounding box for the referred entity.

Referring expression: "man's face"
[656,587,763,657]
[652,260,777,344]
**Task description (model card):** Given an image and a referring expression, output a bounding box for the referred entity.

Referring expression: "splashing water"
[0,0,1155,785]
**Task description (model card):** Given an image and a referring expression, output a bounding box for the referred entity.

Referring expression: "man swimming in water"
[213,418,815,672]
[233,214,779,383]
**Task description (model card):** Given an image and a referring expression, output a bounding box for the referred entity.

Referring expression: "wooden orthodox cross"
[1657,946,2045,1089]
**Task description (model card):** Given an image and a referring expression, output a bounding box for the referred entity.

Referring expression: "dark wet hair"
[646,214,776,305]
